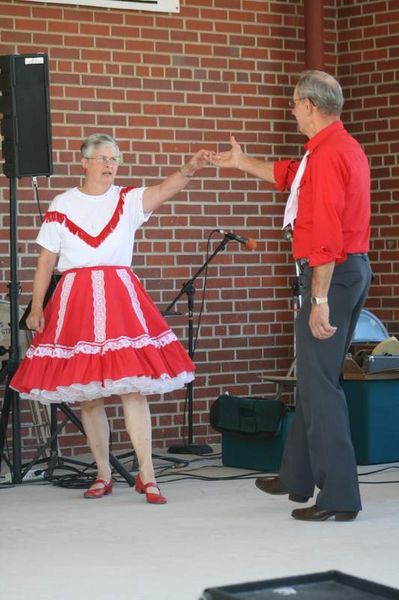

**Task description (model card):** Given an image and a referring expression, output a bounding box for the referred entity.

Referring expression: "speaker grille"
[0,53,53,178]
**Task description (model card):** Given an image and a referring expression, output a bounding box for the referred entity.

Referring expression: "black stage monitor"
[200,571,399,599]
[0,53,53,178]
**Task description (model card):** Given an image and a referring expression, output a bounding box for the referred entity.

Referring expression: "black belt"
[296,253,367,269]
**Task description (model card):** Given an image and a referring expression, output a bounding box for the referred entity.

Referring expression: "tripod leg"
[10,388,22,483]
[109,454,135,486]
[0,381,12,472]
[0,376,22,482]
[46,404,59,478]
[59,403,135,487]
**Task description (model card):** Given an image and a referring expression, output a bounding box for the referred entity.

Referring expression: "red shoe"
[83,479,113,499]
[135,473,167,504]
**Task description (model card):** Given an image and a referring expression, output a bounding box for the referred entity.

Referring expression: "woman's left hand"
[180,149,212,177]
[143,149,212,212]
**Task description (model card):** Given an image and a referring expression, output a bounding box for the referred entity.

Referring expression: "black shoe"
[255,476,309,503]
[291,504,359,522]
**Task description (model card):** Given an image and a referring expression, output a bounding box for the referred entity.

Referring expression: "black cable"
[143,459,399,486]
[32,177,44,222]
[153,472,266,484]
[358,464,399,485]
[50,472,99,489]
[4,455,399,489]
[32,176,59,290]
[358,465,399,476]
[49,451,190,489]
[359,480,399,485]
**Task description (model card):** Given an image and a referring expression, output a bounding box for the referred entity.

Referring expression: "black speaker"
[200,571,399,599]
[0,53,53,178]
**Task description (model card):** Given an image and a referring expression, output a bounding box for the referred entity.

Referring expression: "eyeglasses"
[84,155,121,165]
[288,98,303,109]
[288,97,316,109]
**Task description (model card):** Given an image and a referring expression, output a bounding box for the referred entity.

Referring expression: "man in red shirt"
[211,70,371,521]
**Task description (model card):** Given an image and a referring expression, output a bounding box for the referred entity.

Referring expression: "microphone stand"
[165,235,231,454]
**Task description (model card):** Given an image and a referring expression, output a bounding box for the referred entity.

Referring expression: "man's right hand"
[211,135,276,183]
[309,304,337,340]
[211,135,243,170]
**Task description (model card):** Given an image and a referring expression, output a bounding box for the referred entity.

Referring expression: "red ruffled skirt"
[11,266,195,404]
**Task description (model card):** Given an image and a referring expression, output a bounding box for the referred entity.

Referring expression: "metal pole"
[9,176,22,482]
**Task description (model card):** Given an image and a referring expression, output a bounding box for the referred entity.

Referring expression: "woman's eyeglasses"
[84,155,121,165]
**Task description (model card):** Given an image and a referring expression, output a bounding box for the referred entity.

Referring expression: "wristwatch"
[311,296,328,305]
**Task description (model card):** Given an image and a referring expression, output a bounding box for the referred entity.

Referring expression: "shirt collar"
[305,119,344,153]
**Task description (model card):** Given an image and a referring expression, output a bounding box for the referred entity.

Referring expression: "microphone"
[217,229,257,251]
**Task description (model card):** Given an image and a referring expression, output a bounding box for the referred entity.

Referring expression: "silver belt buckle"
[297,258,309,271]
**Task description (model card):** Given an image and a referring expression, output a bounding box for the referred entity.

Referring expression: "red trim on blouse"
[44,186,135,248]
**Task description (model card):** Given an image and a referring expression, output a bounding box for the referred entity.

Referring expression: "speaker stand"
[0,176,23,482]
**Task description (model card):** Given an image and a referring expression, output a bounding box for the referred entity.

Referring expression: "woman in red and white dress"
[11,133,210,503]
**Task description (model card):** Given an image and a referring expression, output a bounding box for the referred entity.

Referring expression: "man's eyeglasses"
[84,155,121,165]
[288,98,303,109]
[288,97,316,109]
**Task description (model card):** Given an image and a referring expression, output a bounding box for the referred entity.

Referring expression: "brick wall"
[0,0,398,460]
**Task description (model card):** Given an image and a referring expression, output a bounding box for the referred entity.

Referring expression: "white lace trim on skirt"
[26,331,178,359]
[55,272,75,344]
[19,371,195,404]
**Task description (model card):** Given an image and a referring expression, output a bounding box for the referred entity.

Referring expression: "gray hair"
[296,70,344,116]
[80,134,120,158]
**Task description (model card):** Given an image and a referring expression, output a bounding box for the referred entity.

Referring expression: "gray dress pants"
[280,254,372,512]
